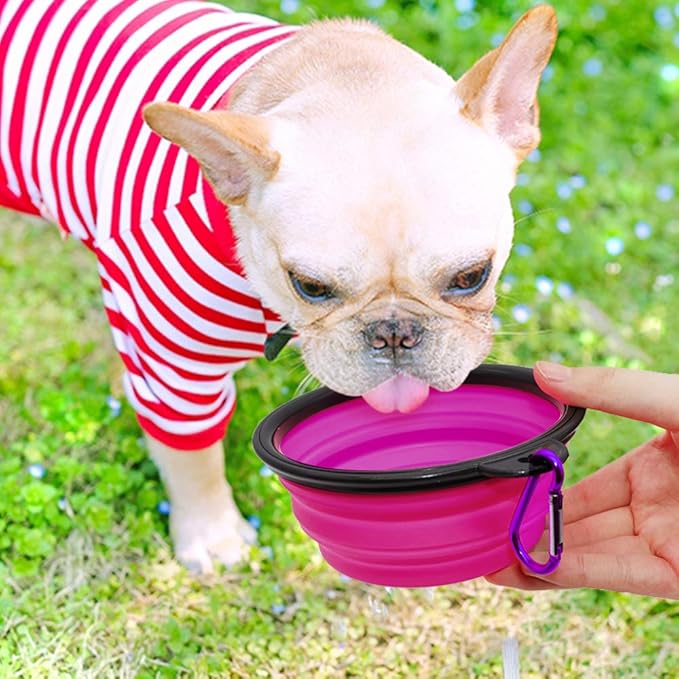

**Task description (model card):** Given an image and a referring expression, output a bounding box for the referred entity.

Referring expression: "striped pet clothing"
[0,0,295,449]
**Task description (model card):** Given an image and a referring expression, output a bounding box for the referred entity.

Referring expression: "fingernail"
[536,361,572,382]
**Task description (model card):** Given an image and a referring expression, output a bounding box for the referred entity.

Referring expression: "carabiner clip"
[509,447,565,575]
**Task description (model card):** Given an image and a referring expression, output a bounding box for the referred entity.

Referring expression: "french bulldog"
[0,0,556,572]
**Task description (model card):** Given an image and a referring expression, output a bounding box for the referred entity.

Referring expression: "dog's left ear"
[456,5,557,162]
[142,102,279,205]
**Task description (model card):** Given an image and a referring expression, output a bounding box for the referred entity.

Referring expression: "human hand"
[486,361,679,599]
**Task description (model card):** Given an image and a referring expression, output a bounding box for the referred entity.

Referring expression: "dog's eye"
[444,261,492,297]
[289,272,335,303]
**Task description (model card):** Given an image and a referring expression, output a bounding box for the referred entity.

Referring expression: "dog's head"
[143,6,557,412]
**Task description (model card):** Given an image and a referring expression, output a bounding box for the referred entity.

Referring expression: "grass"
[1,0,679,676]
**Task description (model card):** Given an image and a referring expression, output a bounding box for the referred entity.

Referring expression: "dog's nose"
[364,319,424,353]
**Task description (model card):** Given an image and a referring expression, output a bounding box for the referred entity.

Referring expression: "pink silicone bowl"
[253,365,585,587]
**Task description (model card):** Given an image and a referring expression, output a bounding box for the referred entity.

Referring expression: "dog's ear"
[142,102,280,205]
[455,5,557,162]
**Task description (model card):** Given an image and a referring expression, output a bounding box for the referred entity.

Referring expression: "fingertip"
[533,362,572,403]
[485,563,558,591]
[484,572,507,585]
[535,361,572,383]
[484,563,521,585]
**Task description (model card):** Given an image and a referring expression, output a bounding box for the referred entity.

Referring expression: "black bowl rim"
[252,364,586,493]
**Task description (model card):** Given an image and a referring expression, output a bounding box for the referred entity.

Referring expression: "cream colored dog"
[1,0,555,573]
[141,4,557,573]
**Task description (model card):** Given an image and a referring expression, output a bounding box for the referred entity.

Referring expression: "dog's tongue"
[362,374,430,414]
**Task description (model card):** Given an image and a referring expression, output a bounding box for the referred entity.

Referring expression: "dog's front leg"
[146,436,256,573]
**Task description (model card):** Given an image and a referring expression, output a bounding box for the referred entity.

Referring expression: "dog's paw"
[175,531,246,574]
[171,506,258,575]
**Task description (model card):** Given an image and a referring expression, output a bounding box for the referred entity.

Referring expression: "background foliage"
[1,0,678,676]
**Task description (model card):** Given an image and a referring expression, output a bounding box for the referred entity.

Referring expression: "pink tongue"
[362,374,430,414]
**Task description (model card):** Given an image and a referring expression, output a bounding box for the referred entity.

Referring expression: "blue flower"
[157,500,171,516]
[106,395,122,416]
[654,274,674,289]
[557,182,573,199]
[457,14,477,29]
[492,315,502,331]
[491,32,504,48]
[247,515,261,530]
[502,273,517,288]
[557,217,572,234]
[541,64,554,82]
[556,282,574,300]
[656,184,675,202]
[634,221,652,239]
[654,6,674,28]
[517,200,534,215]
[259,465,274,478]
[516,173,531,186]
[28,463,46,479]
[514,243,533,257]
[261,546,274,560]
[589,5,606,21]
[527,149,541,163]
[512,305,532,324]
[58,498,68,511]
[280,0,299,14]
[605,237,624,256]
[583,58,603,77]
[271,603,287,615]
[536,276,554,296]
[455,0,475,11]
[660,64,679,81]
[569,174,586,189]
[366,0,385,7]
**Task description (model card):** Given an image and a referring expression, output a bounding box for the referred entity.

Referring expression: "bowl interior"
[279,384,562,472]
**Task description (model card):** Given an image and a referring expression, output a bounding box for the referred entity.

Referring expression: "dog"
[0,0,556,573]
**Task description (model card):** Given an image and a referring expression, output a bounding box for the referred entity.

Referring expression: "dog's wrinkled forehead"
[258,91,515,271]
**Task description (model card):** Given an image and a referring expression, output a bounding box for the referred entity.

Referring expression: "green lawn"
[1,0,678,676]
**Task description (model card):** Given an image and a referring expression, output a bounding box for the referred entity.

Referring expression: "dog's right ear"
[142,102,280,205]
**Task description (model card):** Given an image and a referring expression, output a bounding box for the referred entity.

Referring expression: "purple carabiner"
[509,447,565,575]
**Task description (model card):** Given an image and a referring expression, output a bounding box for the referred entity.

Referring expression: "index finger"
[534,363,679,431]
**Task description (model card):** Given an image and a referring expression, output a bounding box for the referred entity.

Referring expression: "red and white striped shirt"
[0,0,296,449]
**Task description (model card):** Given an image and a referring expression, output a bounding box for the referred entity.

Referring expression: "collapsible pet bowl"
[253,365,585,587]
